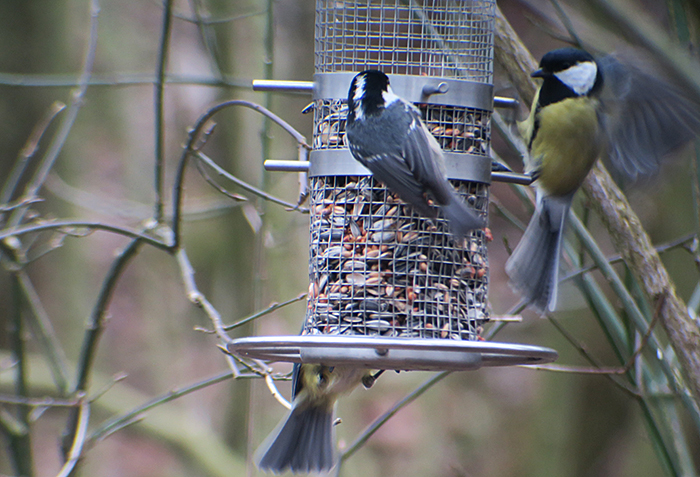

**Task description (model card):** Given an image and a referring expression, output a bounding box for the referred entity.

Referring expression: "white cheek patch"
[554,61,597,95]
[382,85,401,106]
[353,74,366,119]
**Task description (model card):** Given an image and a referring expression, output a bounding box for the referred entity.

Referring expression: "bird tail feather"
[440,190,485,238]
[256,403,335,474]
[505,194,571,312]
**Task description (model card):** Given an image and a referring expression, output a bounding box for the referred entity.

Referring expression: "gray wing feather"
[402,110,485,234]
[598,55,700,180]
[362,150,435,217]
[401,114,453,205]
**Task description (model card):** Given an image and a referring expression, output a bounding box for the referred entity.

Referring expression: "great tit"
[506,47,700,312]
[256,363,375,474]
[345,69,485,238]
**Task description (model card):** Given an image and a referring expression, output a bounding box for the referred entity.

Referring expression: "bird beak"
[531,69,546,78]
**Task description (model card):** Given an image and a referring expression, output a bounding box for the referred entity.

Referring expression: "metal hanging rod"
[263,160,533,185]
[252,79,519,109]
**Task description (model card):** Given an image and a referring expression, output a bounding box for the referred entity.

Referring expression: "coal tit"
[345,70,485,238]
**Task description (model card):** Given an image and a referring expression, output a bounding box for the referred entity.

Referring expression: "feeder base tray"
[227,335,557,372]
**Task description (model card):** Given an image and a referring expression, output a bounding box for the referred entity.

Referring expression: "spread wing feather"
[598,55,700,180]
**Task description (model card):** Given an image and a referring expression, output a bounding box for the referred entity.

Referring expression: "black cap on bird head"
[535,48,595,75]
[533,48,603,106]
[347,69,391,121]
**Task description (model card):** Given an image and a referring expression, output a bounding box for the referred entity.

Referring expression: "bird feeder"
[228,0,557,370]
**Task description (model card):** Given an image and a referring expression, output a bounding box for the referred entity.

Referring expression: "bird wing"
[400,105,453,205]
[598,55,700,180]
[355,147,435,217]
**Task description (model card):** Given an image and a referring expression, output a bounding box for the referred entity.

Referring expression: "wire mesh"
[315,0,495,81]
[304,176,490,340]
[313,99,491,157]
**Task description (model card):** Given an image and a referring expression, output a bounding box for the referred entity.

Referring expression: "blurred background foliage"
[0,0,698,476]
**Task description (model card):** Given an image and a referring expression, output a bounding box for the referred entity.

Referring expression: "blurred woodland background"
[1,0,699,476]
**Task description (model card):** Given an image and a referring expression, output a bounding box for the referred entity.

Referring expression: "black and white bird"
[345,69,485,238]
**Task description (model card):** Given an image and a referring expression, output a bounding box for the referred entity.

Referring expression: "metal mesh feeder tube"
[308,0,494,355]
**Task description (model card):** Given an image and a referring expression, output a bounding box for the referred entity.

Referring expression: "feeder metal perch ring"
[227,335,558,372]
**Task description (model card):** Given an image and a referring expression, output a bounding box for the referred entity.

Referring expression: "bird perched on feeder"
[256,363,376,474]
[345,69,486,239]
[506,47,700,312]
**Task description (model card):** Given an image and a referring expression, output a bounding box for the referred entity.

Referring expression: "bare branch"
[196,152,306,211]
[222,293,307,331]
[87,371,233,444]
[339,372,450,465]
[0,102,65,208]
[0,394,79,408]
[0,220,171,251]
[153,0,174,223]
[171,99,311,248]
[56,397,89,477]
[6,0,100,230]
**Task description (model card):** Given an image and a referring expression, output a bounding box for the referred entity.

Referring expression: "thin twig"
[196,152,307,212]
[172,99,311,248]
[56,397,89,477]
[175,248,245,380]
[0,197,44,213]
[17,271,71,394]
[265,374,291,410]
[338,372,450,464]
[87,371,234,444]
[153,0,173,223]
[193,158,249,203]
[6,0,100,230]
[0,394,79,408]
[561,233,697,283]
[527,297,666,395]
[0,102,65,208]
[0,220,171,251]
[219,293,306,332]
[88,373,128,404]
[176,248,231,344]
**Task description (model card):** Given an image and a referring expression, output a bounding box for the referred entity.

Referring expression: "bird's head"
[533,48,603,102]
[347,69,399,122]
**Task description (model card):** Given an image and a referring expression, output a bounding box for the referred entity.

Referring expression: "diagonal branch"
[584,164,700,401]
